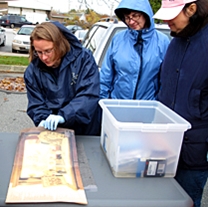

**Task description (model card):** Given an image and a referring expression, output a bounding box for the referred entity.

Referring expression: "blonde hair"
[29,22,70,62]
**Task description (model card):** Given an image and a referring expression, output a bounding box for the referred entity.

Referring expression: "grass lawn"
[0,56,29,66]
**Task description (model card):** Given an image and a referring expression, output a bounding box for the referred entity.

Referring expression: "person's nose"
[41,53,48,60]
[129,18,136,24]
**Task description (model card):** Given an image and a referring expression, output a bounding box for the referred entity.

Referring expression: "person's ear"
[186,3,197,17]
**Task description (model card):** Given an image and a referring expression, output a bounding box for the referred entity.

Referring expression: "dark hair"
[29,22,70,62]
[116,8,151,28]
[183,0,208,23]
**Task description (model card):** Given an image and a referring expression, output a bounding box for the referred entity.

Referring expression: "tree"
[149,0,163,23]
[65,9,103,29]
[149,0,161,14]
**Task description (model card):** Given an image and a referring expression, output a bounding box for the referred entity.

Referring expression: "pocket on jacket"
[200,88,208,119]
[181,128,208,167]
[189,88,208,119]
[188,89,200,118]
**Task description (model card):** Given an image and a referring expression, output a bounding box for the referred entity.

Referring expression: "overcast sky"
[38,0,120,15]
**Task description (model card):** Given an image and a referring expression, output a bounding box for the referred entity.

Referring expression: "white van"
[24,13,49,25]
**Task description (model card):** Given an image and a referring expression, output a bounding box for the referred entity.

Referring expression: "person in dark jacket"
[154,0,208,206]
[24,21,100,135]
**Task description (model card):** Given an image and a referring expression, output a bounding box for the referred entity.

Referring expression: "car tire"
[12,49,17,53]
[0,37,6,46]
[10,24,15,28]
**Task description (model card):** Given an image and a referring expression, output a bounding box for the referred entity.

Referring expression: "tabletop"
[0,132,193,207]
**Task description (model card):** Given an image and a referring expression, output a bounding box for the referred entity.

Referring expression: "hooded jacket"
[24,21,100,135]
[158,21,208,170]
[100,0,170,100]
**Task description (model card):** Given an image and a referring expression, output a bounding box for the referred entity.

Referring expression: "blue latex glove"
[38,120,46,127]
[44,115,65,131]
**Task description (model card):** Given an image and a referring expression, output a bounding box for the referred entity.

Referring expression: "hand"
[44,115,65,131]
[38,120,46,127]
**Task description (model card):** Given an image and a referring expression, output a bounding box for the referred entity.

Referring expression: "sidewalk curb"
[0,51,28,73]
[0,65,26,73]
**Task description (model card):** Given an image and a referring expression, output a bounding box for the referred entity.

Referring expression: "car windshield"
[66,25,75,29]
[83,25,107,53]
[78,30,87,38]
[18,27,34,35]
[20,17,27,22]
[1,16,7,20]
[83,25,124,55]
[157,28,172,40]
[155,24,172,40]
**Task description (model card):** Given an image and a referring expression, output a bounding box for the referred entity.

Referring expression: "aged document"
[6,127,87,204]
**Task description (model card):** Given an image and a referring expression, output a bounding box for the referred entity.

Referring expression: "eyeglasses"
[124,12,142,23]
[34,48,54,57]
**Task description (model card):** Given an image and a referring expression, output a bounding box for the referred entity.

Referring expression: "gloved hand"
[44,114,65,131]
[38,120,46,127]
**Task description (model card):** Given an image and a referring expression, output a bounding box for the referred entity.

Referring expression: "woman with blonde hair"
[24,21,100,135]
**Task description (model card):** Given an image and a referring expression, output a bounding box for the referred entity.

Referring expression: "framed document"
[6,127,87,205]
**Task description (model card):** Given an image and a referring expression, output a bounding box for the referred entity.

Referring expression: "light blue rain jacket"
[100,0,170,99]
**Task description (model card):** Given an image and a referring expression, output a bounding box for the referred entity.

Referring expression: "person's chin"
[44,62,54,67]
[131,26,139,30]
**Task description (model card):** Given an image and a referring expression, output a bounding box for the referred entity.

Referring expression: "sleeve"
[159,32,170,58]
[156,32,170,100]
[99,39,115,99]
[58,49,100,129]
[162,36,170,58]
[24,64,52,126]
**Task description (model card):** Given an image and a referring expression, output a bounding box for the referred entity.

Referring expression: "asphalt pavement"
[0,73,34,133]
[0,52,208,206]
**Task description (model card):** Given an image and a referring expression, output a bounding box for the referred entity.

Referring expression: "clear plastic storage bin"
[99,99,191,178]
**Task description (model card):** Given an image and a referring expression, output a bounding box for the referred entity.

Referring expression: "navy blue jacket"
[24,22,100,135]
[158,24,208,170]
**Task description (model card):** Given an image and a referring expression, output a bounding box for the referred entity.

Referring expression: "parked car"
[66,25,83,34]
[12,25,35,53]
[0,26,6,46]
[82,19,126,68]
[82,18,172,69]
[0,14,32,28]
[155,23,172,40]
[74,29,88,43]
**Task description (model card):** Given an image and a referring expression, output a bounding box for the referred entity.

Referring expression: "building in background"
[0,0,52,24]
[8,0,51,23]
